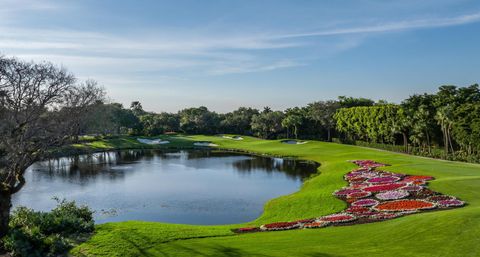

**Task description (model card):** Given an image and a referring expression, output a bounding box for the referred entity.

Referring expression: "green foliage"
[306,100,340,141]
[79,84,480,162]
[220,107,259,135]
[338,96,374,108]
[251,111,285,139]
[334,104,402,144]
[452,103,480,155]
[139,113,180,136]
[281,113,302,139]
[178,106,220,134]
[130,101,146,116]
[84,103,141,135]
[2,199,94,257]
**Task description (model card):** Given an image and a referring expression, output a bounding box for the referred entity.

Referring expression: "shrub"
[2,199,94,257]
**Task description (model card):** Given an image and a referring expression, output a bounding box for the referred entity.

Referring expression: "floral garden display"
[374,199,436,211]
[320,213,357,223]
[236,160,465,233]
[376,190,409,200]
[259,221,301,231]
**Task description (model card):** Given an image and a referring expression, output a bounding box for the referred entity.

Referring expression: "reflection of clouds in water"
[154,198,255,213]
[109,166,133,170]
[168,163,187,168]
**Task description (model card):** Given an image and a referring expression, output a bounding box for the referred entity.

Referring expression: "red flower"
[374,199,436,212]
[402,175,434,183]
[238,227,257,232]
[363,183,406,192]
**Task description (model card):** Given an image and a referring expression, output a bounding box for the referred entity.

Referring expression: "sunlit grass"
[72,135,480,257]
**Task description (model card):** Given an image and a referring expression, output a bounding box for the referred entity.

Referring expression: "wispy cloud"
[208,60,304,75]
[1,8,480,80]
[279,12,480,38]
[0,0,62,11]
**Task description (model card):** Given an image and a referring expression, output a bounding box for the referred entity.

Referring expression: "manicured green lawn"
[72,135,480,257]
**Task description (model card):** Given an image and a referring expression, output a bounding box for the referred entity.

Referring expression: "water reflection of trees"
[184,150,319,179]
[33,150,147,183]
[232,157,319,180]
[31,149,318,183]
[185,150,241,160]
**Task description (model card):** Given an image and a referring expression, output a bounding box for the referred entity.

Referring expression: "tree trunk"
[447,128,454,154]
[327,128,331,142]
[0,192,12,238]
[426,130,431,154]
[402,132,408,153]
[442,127,448,155]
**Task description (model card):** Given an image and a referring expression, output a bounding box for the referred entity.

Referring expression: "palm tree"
[435,107,454,155]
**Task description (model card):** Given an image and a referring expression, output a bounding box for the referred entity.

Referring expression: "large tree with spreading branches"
[0,56,105,237]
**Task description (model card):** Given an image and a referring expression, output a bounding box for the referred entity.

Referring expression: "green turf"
[71,135,480,257]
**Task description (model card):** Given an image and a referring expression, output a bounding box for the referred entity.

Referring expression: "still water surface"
[12,150,318,224]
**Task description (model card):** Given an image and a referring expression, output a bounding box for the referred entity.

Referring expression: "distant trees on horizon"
[84,83,480,162]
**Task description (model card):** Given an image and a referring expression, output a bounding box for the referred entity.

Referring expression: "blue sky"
[1,0,480,112]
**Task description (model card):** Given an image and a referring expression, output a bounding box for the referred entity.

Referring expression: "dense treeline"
[85,96,375,140]
[85,84,480,163]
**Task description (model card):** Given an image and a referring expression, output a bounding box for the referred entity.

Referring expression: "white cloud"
[278,12,480,38]
[1,9,480,80]
[208,60,303,75]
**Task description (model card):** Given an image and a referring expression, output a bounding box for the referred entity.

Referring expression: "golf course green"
[71,135,480,257]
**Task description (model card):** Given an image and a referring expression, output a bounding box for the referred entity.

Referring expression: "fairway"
[72,135,480,257]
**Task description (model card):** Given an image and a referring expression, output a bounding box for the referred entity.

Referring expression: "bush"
[2,199,94,257]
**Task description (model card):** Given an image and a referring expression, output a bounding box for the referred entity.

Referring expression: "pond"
[12,150,319,225]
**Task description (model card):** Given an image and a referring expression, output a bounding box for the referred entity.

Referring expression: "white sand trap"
[281,140,307,145]
[137,138,170,145]
[222,135,244,140]
[193,142,218,147]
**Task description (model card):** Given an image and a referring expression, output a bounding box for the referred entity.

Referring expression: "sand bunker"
[281,140,307,145]
[137,138,170,145]
[193,142,218,147]
[222,135,244,140]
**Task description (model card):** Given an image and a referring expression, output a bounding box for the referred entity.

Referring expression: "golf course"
[2,2,480,256]
[69,135,480,257]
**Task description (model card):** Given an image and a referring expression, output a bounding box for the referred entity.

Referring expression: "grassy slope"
[72,135,480,257]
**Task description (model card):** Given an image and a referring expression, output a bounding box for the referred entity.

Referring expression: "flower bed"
[347,191,371,199]
[351,198,379,207]
[320,213,357,223]
[239,159,465,234]
[352,160,386,168]
[427,195,455,202]
[303,221,330,228]
[237,227,259,232]
[374,199,436,212]
[376,190,409,200]
[363,183,406,192]
[369,212,400,220]
[295,218,316,224]
[367,176,400,184]
[260,221,300,231]
[345,206,372,215]
[334,188,362,197]
[410,189,436,198]
[437,199,464,207]
[402,175,434,183]
[349,184,367,189]
[402,185,423,191]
